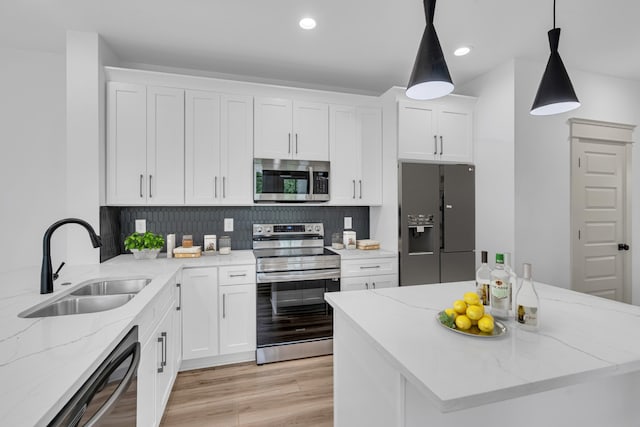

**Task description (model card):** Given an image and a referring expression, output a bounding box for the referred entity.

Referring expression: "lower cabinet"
[341,274,398,292]
[181,267,219,360]
[219,283,256,354]
[341,256,399,292]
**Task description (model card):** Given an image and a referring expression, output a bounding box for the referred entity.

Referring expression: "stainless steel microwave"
[254,158,330,202]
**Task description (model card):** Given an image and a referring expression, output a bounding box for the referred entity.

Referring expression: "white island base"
[327,282,640,427]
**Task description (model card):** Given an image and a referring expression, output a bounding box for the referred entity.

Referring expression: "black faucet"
[41,218,102,294]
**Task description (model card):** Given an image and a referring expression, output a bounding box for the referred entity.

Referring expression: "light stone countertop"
[325,281,640,412]
[327,247,396,260]
[0,251,254,427]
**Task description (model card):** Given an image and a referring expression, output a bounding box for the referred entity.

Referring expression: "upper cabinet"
[107,82,185,205]
[398,96,474,163]
[185,91,253,205]
[254,97,329,161]
[330,105,383,206]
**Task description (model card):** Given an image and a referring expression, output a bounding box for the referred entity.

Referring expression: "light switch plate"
[224,218,234,232]
[344,217,352,230]
[135,219,146,233]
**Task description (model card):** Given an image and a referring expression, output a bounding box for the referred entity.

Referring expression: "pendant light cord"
[553,0,556,28]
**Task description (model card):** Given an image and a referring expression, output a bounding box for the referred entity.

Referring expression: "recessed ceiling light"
[299,17,316,30]
[454,46,471,56]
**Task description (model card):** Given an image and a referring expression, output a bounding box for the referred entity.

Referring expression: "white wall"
[513,59,640,295]
[459,61,516,269]
[0,47,66,273]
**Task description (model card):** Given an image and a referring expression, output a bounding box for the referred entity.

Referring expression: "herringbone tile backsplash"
[100,205,369,261]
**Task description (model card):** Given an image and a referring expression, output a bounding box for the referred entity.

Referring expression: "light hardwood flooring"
[160,355,333,427]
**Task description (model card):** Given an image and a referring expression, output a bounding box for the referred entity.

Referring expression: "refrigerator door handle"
[445,204,453,209]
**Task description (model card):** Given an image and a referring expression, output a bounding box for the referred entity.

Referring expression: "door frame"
[569,118,635,302]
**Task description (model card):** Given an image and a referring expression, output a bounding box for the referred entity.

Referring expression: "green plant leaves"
[124,231,165,250]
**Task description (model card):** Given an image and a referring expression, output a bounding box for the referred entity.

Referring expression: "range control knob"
[306,225,313,232]
[314,225,321,232]
[266,227,272,233]
[256,227,263,233]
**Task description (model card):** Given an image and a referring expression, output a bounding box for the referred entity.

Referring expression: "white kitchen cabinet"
[219,283,256,354]
[398,96,474,163]
[181,267,219,360]
[254,97,329,161]
[107,82,184,205]
[185,91,253,205]
[330,105,383,205]
[340,255,398,292]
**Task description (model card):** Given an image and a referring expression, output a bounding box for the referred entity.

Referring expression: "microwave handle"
[308,165,313,196]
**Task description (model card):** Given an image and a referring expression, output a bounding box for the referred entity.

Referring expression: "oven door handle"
[83,341,141,427]
[257,269,341,283]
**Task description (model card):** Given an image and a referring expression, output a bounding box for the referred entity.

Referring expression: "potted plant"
[124,231,165,259]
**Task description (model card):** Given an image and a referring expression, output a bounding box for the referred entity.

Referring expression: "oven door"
[256,277,339,363]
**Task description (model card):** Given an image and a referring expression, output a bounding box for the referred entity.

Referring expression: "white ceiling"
[1,0,639,95]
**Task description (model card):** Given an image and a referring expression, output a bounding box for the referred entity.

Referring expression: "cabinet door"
[219,283,256,354]
[155,306,174,418]
[329,105,359,205]
[147,86,185,205]
[182,268,219,360]
[340,277,369,292]
[293,101,329,161]
[398,100,437,161]
[357,107,383,205]
[254,97,292,159]
[172,281,183,374]
[137,332,157,427]
[437,107,473,162]
[185,90,221,204]
[107,82,147,205]
[369,274,398,290]
[220,94,254,205]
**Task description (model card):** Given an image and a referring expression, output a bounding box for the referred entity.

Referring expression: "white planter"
[130,248,161,260]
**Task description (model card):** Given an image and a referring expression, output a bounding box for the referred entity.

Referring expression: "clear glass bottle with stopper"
[503,252,517,313]
[516,263,539,331]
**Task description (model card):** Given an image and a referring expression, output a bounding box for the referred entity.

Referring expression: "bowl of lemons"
[437,291,507,338]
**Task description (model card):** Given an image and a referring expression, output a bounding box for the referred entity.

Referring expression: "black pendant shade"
[530,9,580,115]
[406,0,454,100]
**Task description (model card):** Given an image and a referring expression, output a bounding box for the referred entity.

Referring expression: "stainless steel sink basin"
[70,278,152,296]
[20,294,136,318]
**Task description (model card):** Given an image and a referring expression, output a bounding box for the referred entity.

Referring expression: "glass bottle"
[503,252,518,313]
[516,263,539,331]
[490,253,510,319]
[475,251,492,306]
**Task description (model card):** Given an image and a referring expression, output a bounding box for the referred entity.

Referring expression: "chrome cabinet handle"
[139,174,144,198]
[372,282,376,289]
[223,176,226,198]
[176,283,181,311]
[360,265,381,269]
[229,273,246,278]
[161,332,167,367]
[288,133,291,154]
[222,294,226,319]
[295,133,298,154]
[149,175,153,198]
[359,180,362,199]
[433,135,437,155]
[214,176,218,198]
[440,136,443,155]
[352,180,356,199]
[365,283,369,290]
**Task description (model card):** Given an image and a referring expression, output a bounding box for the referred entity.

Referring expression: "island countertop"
[325,281,640,413]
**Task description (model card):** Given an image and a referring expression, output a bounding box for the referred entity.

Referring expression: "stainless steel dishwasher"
[48,326,140,426]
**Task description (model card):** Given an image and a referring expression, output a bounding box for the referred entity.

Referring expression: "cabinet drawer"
[219,265,256,286]
[341,257,397,278]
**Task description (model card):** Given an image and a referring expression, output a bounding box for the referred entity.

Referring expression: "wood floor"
[160,355,333,427]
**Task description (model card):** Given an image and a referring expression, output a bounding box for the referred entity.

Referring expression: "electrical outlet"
[135,219,146,233]
[224,218,234,232]
[344,217,352,230]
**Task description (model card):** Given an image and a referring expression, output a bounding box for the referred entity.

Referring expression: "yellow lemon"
[444,308,458,319]
[483,313,494,321]
[455,315,472,330]
[478,315,495,333]
[463,291,480,306]
[453,300,467,314]
[466,304,484,321]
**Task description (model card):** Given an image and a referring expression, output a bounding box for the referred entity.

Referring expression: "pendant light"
[530,0,580,115]
[406,0,454,100]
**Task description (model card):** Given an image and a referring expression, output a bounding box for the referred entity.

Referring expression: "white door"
[146,86,185,205]
[293,101,329,161]
[329,105,359,205]
[437,107,473,163]
[182,268,219,360]
[219,284,256,354]
[572,140,627,301]
[369,274,398,290]
[107,82,147,205]
[340,277,368,292]
[398,100,437,160]
[254,97,292,159]
[184,90,221,204]
[220,94,254,205]
[357,107,383,205]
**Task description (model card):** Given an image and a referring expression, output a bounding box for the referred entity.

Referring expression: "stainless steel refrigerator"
[399,162,475,286]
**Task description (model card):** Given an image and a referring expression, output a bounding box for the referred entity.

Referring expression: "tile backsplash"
[100,205,369,262]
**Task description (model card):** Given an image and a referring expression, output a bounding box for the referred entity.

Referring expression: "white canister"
[343,231,356,250]
[204,234,217,252]
[166,234,176,258]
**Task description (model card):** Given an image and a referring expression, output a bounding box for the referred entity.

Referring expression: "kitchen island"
[325,281,640,427]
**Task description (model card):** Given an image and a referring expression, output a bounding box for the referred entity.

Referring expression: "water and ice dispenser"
[407,214,434,255]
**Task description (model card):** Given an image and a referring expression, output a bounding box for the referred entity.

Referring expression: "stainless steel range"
[253,222,340,364]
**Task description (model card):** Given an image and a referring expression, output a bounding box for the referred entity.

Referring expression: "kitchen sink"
[70,278,152,296]
[20,294,136,318]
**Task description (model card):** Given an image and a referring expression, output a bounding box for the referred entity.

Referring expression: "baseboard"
[179,350,256,371]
